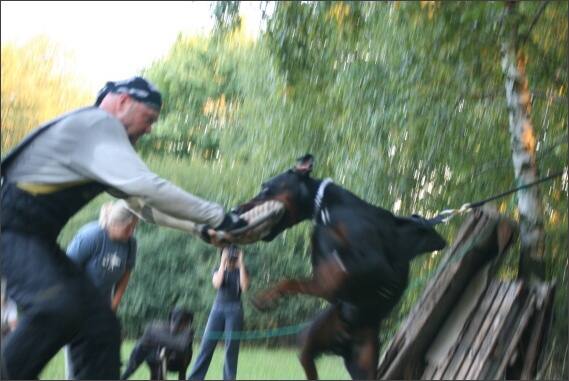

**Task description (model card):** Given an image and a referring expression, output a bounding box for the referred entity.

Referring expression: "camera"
[227,245,238,260]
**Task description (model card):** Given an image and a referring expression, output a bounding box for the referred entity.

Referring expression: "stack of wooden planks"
[376,206,556,380]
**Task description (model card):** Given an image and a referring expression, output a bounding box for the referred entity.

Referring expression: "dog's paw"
[248,292,279,312]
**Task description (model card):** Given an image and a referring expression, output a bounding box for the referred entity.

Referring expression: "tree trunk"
[501,46,546,281]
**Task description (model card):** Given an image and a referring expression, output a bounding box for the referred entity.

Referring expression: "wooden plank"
[480,289,535,379]
[421,263,493,379]
[451,281,513,379]
[423,279,502,379]
[449,281,509,379]
[464,281,524,380]
[420,277,556,380]
[377,207,517,380]
[519,281,557,379]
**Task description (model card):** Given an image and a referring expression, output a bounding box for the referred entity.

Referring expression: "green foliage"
[138,31,253,160]
[1,35,92,153]
[213,0,243,37]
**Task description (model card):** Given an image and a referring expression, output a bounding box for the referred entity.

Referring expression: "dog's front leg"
[250,278,317,311]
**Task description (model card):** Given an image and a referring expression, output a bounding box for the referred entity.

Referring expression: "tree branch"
[519,1,551,47]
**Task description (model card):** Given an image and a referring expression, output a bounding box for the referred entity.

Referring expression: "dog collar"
[312,178,333,224]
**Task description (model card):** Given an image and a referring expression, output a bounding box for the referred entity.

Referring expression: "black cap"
[95,76,162,111]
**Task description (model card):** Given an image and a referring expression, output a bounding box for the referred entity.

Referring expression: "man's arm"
[70,115,227,228]
[123,197,244,246]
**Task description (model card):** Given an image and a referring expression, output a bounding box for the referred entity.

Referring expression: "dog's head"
[232,154,319,242]
[168,307,194,335]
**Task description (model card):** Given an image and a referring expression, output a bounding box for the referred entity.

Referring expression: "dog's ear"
[168,309,173,322]
[294,154,313,176]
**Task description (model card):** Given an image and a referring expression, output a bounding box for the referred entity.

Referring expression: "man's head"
[95,76,162,111]
[96,76,162,145]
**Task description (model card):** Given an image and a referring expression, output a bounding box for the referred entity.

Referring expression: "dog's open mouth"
[230,200,285,244]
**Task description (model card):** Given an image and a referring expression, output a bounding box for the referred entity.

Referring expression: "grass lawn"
[39,340,351,380]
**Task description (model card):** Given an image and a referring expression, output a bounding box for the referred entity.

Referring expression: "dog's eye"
[260,183,270,193]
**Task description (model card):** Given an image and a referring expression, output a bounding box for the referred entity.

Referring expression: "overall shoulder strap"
[1,106,97,176]
[129,237,137,258]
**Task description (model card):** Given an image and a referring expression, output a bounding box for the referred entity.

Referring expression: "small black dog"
[121,308,195,380]
[232,155,446,380]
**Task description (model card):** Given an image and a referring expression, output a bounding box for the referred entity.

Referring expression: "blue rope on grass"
[194,322,312,340]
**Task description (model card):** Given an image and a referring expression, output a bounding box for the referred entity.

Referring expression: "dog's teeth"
[231,201,285,244]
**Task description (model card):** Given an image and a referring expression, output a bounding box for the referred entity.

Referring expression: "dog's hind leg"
[178,352,192,380]
[341,326,379,380]
[299,304,352,380]
[299,348,318,380]
[149,363,161,380]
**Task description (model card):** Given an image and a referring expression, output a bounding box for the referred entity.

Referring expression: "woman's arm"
[237,251,250,292]
[111,269,132,313]
[212,251,228,289]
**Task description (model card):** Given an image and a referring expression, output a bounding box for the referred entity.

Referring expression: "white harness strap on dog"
[312,178,333,225]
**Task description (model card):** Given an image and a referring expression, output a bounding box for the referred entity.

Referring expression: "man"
[0,76,246,380]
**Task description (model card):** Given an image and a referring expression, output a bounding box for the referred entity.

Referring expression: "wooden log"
[519,281,557,379]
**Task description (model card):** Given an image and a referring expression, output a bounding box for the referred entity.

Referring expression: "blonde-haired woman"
[64,199,139,379]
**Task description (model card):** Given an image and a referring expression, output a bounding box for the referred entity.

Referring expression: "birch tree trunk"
[501,46,546,281]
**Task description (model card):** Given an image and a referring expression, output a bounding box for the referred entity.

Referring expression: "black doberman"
[232,155,446,380]
[121,308,195,380]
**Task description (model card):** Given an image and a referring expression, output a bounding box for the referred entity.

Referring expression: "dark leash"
[427,170,567,226]
[221,170,566,235]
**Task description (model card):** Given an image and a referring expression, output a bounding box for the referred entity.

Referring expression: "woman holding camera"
[187,245,250,380]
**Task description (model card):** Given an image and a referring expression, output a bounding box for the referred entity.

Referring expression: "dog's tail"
[395,215,447,262]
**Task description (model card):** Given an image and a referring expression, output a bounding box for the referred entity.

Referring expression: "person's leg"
[1,231,121,380]
[223,305,244,380]
[187,308,224,380]
[1,231,88,379]
[66,300,121,380]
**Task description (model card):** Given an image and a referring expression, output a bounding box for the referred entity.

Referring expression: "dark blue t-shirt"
[212,267,241,304]
[67,221,136,302]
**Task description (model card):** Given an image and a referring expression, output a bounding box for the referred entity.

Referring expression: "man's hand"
[199,213,248,247]
[215,213,248,232]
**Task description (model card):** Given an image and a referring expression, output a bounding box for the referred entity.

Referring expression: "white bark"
[501,46,545,279]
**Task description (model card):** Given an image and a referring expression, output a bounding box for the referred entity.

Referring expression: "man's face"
[121,96,160,145]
